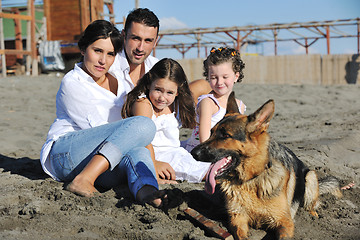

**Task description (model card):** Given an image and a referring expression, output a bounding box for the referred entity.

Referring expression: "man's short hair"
[124,8,160,35]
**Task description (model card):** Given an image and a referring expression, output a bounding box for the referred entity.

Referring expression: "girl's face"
[149,78,178,112]
[81,37,116,81]
[208,61,240,97]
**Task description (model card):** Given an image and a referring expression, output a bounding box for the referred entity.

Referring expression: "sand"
[0,74,359,240]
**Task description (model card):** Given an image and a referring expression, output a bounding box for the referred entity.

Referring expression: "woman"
[40,20,165,207]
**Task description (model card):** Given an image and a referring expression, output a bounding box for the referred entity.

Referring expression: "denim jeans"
[49,116,158,198]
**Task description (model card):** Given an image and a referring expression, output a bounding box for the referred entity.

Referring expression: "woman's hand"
[155,160,177,184]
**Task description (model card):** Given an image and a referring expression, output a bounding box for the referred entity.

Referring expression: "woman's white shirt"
[40,63,124,180]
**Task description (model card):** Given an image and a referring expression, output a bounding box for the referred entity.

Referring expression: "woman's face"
[81,37,116,81]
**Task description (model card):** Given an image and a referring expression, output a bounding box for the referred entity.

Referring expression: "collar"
[119,49,155,74]
[74,63,96,83]
[119,50,130,72]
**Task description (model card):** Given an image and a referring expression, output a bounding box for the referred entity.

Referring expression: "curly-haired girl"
[122,58,211,183]
[184,47,246,151]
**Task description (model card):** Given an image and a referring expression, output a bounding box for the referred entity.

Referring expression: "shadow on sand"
[0,154,48,180]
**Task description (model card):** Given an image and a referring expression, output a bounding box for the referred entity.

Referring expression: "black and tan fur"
[191,92,342,239]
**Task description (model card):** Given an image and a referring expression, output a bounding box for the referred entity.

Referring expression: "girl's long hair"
[122,58,196,129]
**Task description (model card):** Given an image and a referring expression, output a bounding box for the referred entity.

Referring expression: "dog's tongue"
[205,157,229,195]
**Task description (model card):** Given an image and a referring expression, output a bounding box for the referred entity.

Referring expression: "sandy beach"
[0,74,359,239]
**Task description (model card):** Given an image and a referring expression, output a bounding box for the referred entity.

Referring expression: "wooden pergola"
[0,0,36,77]
[155,18,360,58]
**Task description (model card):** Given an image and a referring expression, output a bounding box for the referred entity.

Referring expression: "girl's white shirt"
[152,112,211,183]
[184,94,246,152]
[140,96,210,183]
[40,63,125,180]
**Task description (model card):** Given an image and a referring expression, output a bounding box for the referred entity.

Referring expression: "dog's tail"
[303,171,342,217]
[318,175,343,198]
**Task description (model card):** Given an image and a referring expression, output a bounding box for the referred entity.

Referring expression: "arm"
[188,79,212,105]
[132,100,177,183]
[198,98,218,143]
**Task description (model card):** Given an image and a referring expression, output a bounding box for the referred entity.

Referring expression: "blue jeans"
[49,116,157,198]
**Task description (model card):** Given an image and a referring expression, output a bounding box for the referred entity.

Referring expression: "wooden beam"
[0,12,32,21]
[0,49,32,55]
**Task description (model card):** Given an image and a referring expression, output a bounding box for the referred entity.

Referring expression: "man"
[110,8,211,104]
[110,8,211,183]
[109,8,159,100]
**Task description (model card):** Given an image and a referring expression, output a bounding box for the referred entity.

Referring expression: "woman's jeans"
[49,116,157,198]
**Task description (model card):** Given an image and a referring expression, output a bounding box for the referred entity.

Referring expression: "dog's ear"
[226,92,240,114]
[246,99,275,134]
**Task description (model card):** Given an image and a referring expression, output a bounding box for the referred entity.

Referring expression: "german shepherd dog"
[191,92,342,239]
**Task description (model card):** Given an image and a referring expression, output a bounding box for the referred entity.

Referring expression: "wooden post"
[43,0,51,40]
[30,0,38,76]
[13,8,23,60]
[80,0,90,31]
[0,2,6,77]
[26,0,32,75]
[196,34,201,58]
[236,30,241,52]
[326,26,330,55]
[93,0,104,21]
[273,29,278,56]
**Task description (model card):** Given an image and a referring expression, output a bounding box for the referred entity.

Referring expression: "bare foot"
[65,175,99,197]
[136,185,167,208]
[341,181,355,190]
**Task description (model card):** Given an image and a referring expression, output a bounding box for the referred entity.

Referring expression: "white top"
[184,94,246,152]
[40,63,124,180]
[151,111,211,183]
[109,49,159,103]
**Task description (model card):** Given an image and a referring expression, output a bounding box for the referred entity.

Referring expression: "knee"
[130,116,156,141]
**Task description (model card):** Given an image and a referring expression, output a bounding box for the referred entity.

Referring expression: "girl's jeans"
[49,116,158,198]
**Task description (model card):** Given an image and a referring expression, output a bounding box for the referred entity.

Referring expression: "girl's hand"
[155,160,177,183]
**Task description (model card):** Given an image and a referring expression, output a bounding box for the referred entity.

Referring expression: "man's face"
[124,22,158,67]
